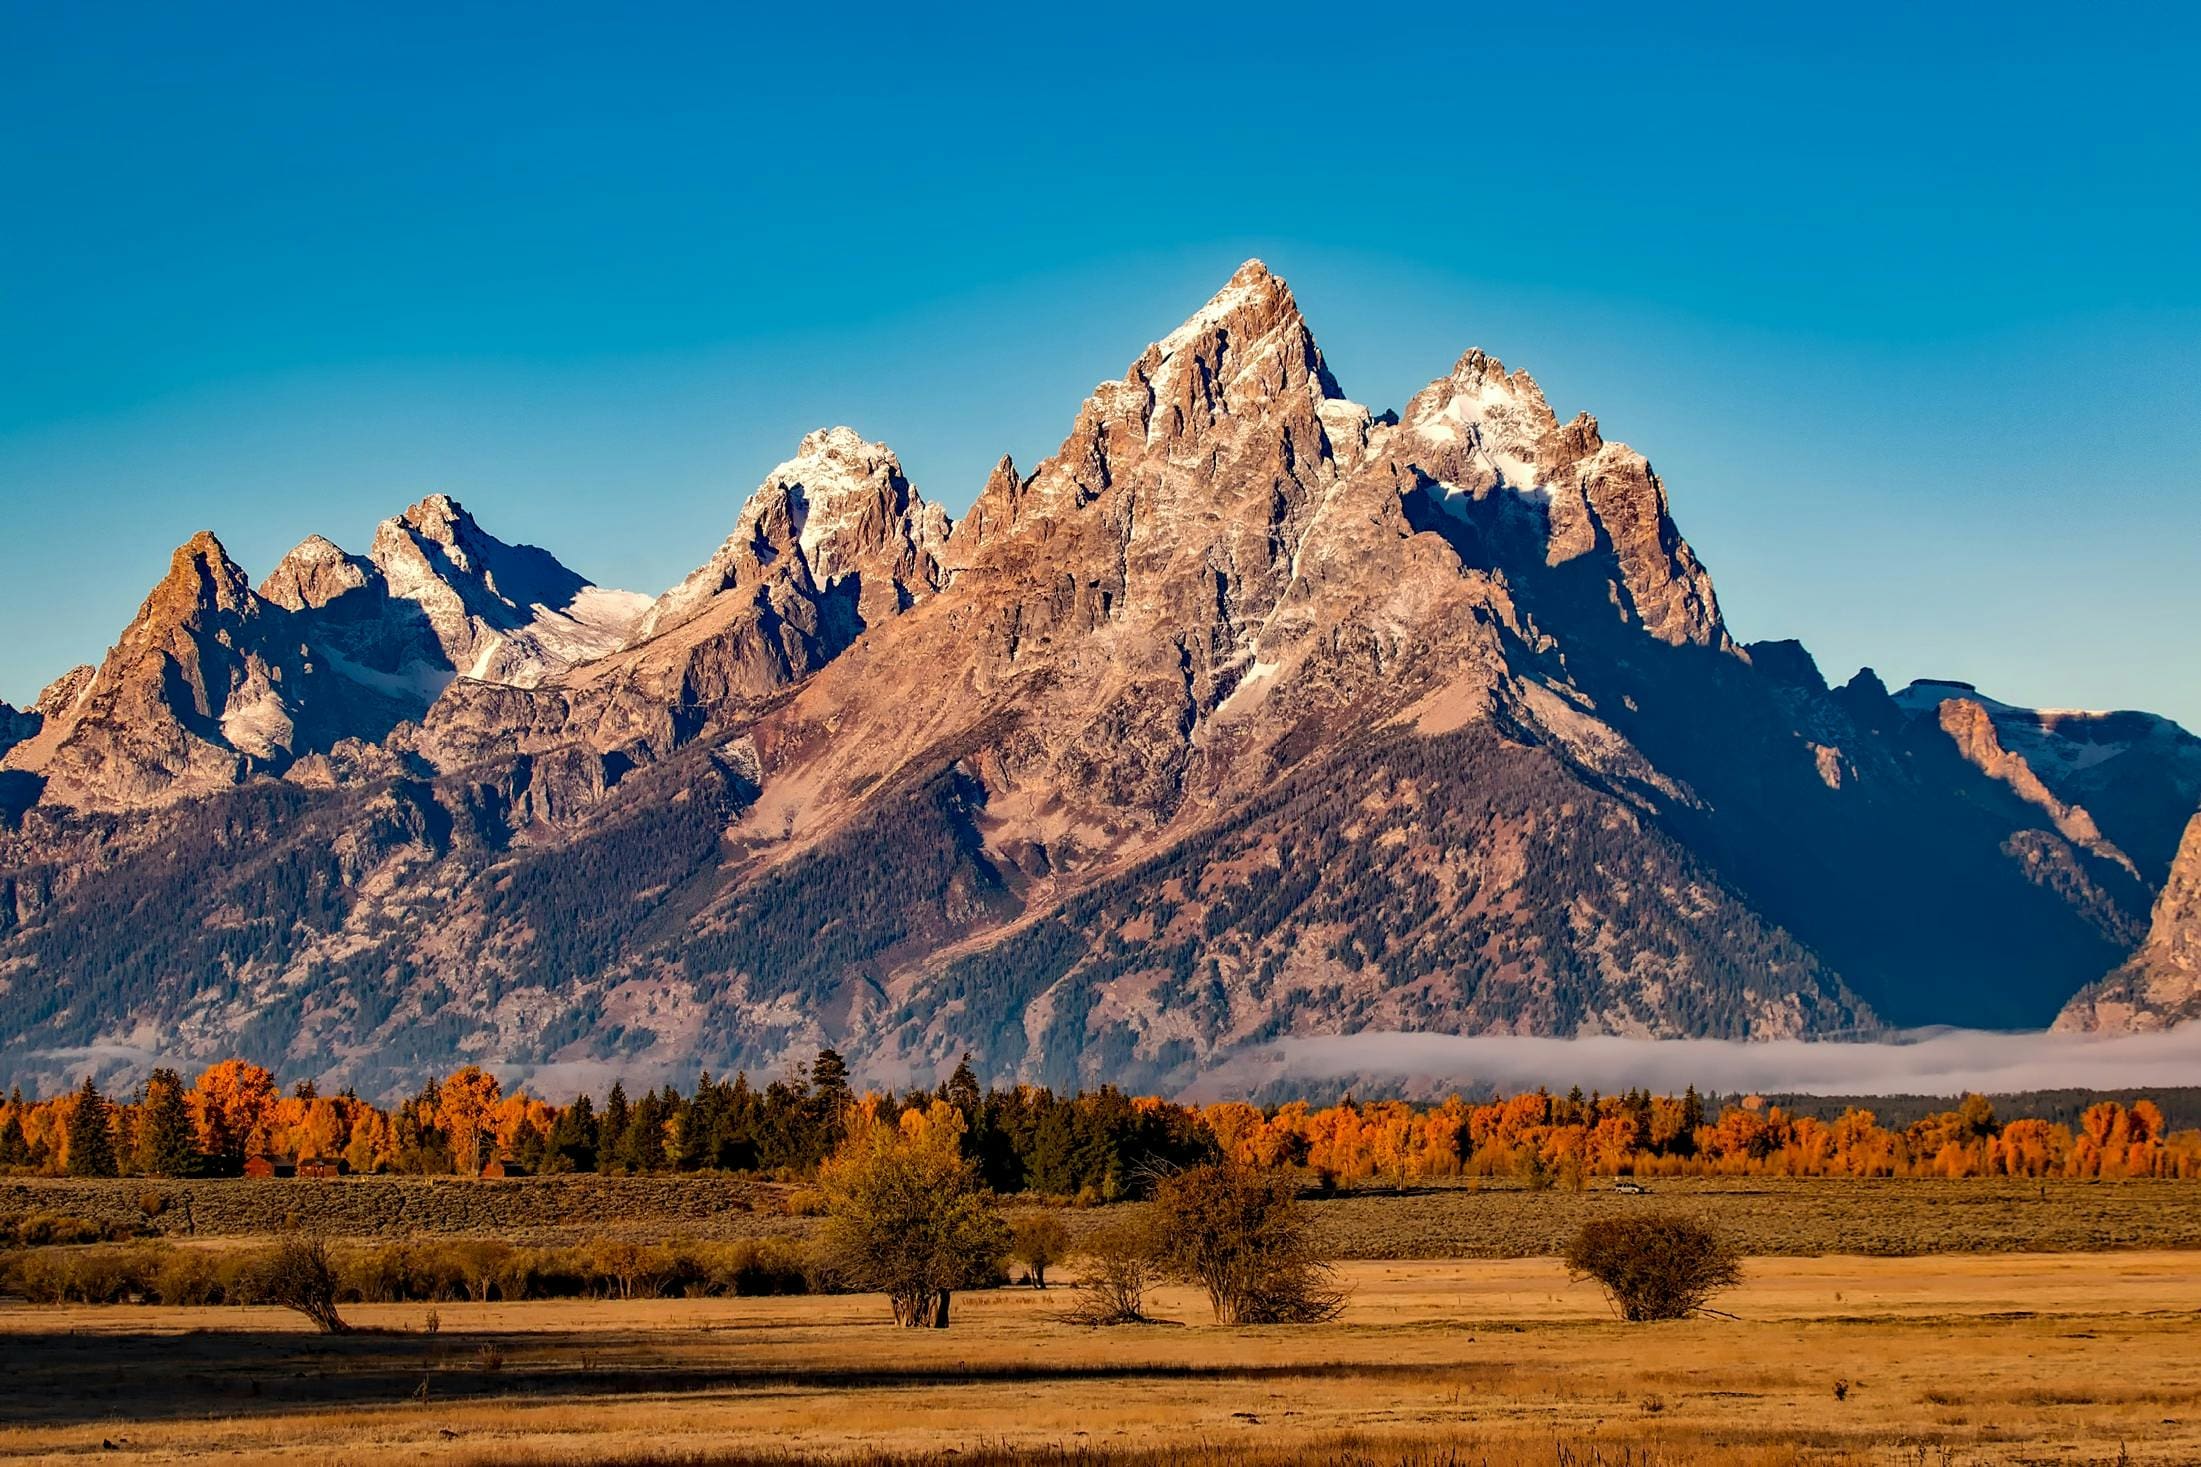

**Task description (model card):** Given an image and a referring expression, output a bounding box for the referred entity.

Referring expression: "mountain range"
[3,262,2196,1096]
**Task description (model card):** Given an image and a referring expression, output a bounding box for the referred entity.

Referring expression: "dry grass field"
[3,1251,2198,1465]
[10,1176,2201,1257]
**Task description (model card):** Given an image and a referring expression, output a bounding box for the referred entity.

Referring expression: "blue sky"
[4,3,2196,726]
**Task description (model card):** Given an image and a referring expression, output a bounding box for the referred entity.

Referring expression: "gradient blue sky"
[4,3,2196,726]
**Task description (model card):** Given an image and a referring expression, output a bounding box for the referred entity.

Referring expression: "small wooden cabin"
[242,1154,278,1179]
[298,1156,346,1179]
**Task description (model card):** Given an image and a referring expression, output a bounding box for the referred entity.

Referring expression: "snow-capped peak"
[629,427,948,645]
[764,427,917,583]
[288,497,654,689]
[1154,259,1287,361]
[1399,349,1560,495]
[260,534,372,612]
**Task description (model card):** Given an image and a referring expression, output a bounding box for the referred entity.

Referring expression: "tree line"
[6,1053,2199,1185]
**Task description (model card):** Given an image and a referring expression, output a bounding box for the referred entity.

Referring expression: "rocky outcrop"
[3,533,302,807]
[414,429,952,771]
[260,534,376,613]
[1394,349,1726,648]
[0,700,33,756]
[634,427,947,644]
[363,494,649,688]
[1895,679,2201,885]
[2058,812,2201,1030]
[1932,696,2135,874]
[5,498,648,810]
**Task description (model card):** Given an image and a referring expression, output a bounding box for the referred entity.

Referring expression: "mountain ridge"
[0,261,2191,1094]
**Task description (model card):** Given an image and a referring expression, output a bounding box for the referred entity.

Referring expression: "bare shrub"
[1149,1163,1345,1325]
[1565,1212,1742,1322]
[1010,1214,1071,1288]
[255,1227,349,1333]
[1060,1217,1159,1325]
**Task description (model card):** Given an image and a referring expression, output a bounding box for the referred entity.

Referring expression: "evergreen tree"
[508,1114,548,1173]
[545,1093,597,1173]
[598,1082,631,1173]
[713,1072,761,1171]
[679,1072,724,1171]
[810,1049,853,1153]
[66,1075,119,1177]
[619,1089,669,1172]
[135,1067,200,1177]
[811,1048,851,1105]
[946,1053,981,1116]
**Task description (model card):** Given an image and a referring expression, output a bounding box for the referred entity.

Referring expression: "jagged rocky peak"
[957,261,1360,562]
[766,427,947,588]
[2059,811,2201,1031]
[1392,343,1726,649]
[1399,348,1567,493]
[364,492,650,686]
[1134,258,1342,433]
[370,493,514,599]
[634,426,948,643]
[2,528,297,807]
[260,533,374,612]
[149,530,259,626]
[31,664,95,719]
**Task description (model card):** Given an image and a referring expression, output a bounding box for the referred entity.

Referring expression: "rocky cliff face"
[1894,679,2201,885]
[3,533,316,809]
[2,501,646,812]
[2058,812,2201,1030]
[0,261,2192,1093]
[0,700,32,756]
[364,494,649,687]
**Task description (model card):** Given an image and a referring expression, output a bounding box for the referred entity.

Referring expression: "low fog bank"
[1198,1028,2201,1101]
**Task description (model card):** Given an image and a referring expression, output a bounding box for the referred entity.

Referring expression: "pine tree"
[679,1072,724,1171]
[946,1053,981,1116]
[618,1090,669,1172]
[811,1048,851,1104]
[598,1082,630,1174]
[545,1093,597,1173]
[66,1075,119,1177]
[135,1067,200,1177]
[0,1089,29,1170]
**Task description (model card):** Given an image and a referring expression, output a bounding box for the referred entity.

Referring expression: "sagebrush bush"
[1564,1213,1741,1321]
[1150,1163,1345,1325]
[0,1234,833,1311]
[0,1210,136,1247]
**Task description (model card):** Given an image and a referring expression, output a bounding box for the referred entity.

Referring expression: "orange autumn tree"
[188,1060,279,1170]
[4,1063,2201,1185]
[436,1066,504,1174]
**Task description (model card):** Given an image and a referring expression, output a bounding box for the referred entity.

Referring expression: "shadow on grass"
[0,1327,1510,1429]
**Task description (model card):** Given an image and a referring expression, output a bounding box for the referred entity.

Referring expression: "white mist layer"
[1204,1029,2201,1098]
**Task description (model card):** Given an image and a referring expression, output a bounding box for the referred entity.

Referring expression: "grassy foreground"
[2,1252,2196,1465]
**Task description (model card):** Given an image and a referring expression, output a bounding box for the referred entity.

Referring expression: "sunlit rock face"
[0,261,2192,1096]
